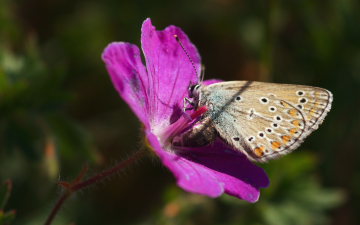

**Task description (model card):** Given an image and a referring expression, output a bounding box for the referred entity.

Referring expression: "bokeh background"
[1,0,359,224]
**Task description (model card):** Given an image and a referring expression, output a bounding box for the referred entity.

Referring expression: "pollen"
[254,146,265,157]
[288,109,298,116]
[291,120,302,127]
[271,141,281,149]
[282,135,291,143]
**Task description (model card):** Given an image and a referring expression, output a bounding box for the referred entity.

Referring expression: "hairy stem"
[44,149,147,225]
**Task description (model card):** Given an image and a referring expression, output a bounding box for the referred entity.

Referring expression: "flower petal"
[146,131,269,202]
[102,42,150,127]
[141,18,201,128]
[180,140,270,202]
[202,79,222,86]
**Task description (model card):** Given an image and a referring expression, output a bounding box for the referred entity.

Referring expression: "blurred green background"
[0,0,359,224]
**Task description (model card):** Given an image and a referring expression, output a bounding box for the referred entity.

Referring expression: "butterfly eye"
[189,85,195,92]
[188,84,200,97]
[189,84,200,92]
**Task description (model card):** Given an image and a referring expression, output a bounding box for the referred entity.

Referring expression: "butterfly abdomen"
[172,117,217,148]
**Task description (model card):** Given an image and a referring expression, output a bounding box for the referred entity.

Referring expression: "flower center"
[157,106,208,148]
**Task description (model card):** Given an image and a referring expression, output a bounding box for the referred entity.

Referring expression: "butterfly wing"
[199,81,333,162]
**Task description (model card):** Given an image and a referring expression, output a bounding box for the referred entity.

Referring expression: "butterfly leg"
[183,97,195,111]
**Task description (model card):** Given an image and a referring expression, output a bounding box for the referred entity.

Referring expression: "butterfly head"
[186,82,202,110]
[188,83,201,98]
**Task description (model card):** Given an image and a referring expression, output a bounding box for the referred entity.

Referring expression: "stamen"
[158,106,208,146]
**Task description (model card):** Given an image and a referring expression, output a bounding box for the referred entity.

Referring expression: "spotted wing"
[200,81,333,162]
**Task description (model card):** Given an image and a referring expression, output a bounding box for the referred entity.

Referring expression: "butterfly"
[172,80,333,162]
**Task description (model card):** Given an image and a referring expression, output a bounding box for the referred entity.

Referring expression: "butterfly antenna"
[200,65,205,83]
[174,35,200,80]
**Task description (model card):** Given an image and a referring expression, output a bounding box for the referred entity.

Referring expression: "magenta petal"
[102,42,150,127]
[146,132,269,202]
[141,18,201,126]
[146,132,223,197]
[180,141,270,202]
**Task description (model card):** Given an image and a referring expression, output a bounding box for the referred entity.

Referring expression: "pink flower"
[102,18,269,202]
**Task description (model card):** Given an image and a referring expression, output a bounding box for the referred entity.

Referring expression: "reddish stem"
[44,149,147,225]
[44,192,71,225]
